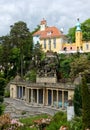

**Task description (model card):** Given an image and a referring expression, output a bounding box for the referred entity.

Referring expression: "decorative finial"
[76,18,81,31]
[77,18,79,21]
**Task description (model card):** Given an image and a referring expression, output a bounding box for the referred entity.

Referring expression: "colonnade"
[17,86,68,108]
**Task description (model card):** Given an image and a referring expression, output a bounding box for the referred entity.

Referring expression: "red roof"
[33,26,63,39]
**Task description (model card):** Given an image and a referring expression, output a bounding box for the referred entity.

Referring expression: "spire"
[76,18,81,31]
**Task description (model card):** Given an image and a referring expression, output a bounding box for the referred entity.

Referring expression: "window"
[47,31,51,36]
[48,39,51,50]
[53,38,56,48]
[70,47,72,50]
[44,39,46,49]
[63,47,67,51]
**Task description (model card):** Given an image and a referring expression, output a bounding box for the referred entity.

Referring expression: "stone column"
[19,86,20,98]
[25,88,28,102]
[22,86,23,98]
[31,89,33,104]
[43,88,45,106]
[51,89,53,106]
[62,91,64,109]
[46,89,48,105]
[37,89,39,104]
[28,88,29,102]
[57,90,59,108]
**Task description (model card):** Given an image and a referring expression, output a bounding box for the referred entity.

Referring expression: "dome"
[76,20,81,31]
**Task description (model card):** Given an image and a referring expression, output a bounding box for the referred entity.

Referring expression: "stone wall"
[36,77,57,83]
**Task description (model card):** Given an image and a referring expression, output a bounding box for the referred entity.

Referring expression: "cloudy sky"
[0,0,90,36]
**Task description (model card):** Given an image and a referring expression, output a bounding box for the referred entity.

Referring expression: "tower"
[75,18,83,51]
[40,18,47,31]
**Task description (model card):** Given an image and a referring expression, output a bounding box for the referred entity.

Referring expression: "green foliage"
[74,84,82,116]
[69,116,82,130]
[58,54,73,79]
[67,27,76,42]
[20,114,49,129]
[46,111,68,130]
[0,77,6,115]
[70,54,90,79]
[33,43,45,62]
[81,76,90,130]
[81,18,90,41]
[4,90,10,97]
[25,69,36,82]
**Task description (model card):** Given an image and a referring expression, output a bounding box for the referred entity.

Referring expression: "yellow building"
[33,19,90,53]
[33,18,67,53]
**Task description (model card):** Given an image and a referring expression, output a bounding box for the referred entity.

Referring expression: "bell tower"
[75,18,83,51]
[40,18,47,31]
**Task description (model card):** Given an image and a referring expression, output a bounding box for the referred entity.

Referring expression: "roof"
[33,26,64,39]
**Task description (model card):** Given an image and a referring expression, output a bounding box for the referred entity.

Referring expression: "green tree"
[82,19,90,41]
[0,35,12,79]
[67,27,76,42]
[10,21,33,77]
[0,78,6,115]
[32,43,45,67]
[74,84,82,116]
[81,75,90,130]
[70,54,90,79]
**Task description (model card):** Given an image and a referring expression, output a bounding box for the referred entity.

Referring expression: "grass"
[19,113,51,129]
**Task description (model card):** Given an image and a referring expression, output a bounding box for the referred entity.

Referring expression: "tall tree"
[10,21,33,77]
[81,75,90,130]
[74,84,82,116]
[0,35,12,79]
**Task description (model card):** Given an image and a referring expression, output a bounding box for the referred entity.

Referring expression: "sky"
[0,0,90,36]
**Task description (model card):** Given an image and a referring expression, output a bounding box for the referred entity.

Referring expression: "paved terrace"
[4,98,66,118]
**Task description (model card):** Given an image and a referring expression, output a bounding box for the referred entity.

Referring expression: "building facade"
[10,75,75,109]
[33,19,90,53]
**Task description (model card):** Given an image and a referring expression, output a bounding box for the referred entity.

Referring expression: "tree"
[70,54,90,79]
[0,78,6,115]
[0,35,12,79]
[74,84,82,116]
[10,21,33,77]
[67,27,76,42]
[81,75,90,130]
[82,19,90,41]
[32,43,45,68]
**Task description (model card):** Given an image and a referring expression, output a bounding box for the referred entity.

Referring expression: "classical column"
[25,88,28,102]
[46,89,48,105]
[37,89,39,104]
[28,88,29,102]
[62,91,64,109]
[19,86,20,98]
[51,89,53,106]
[57,90,59,108]
[43,88,45,105]
[22,86,23,98]
[31,89,33,104]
